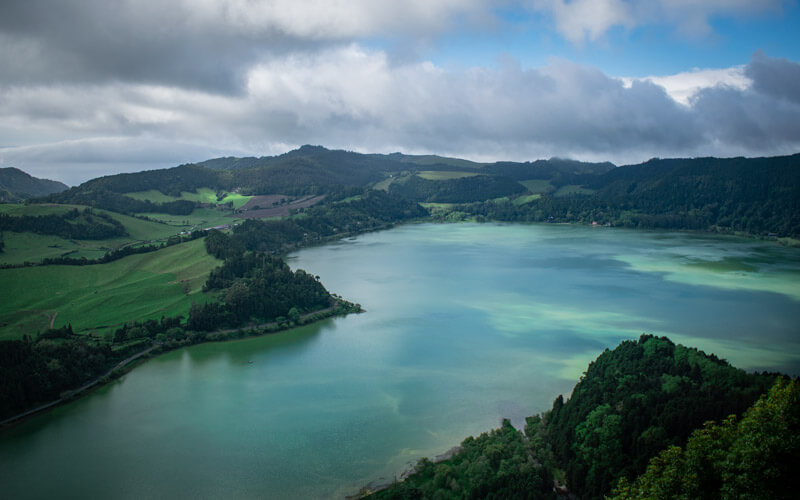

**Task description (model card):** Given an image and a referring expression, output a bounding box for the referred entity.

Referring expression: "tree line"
[0,208,127,240]
[388,174,527,203]
[41,188,196,215]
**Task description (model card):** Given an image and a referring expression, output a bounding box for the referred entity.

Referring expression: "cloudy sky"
[1,1,799,185]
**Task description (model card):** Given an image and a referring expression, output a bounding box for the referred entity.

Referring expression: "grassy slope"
[519,179,554,193]
[554,184,596,197]
[124,188,252,209]
[417,171,480,181]
[137,207,237,231]
[0,203,83,216]
[0,238,220,340]
[0,204,186,265]
[513,193,542,205]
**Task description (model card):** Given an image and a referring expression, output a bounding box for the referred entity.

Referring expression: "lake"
[1,223,798,499]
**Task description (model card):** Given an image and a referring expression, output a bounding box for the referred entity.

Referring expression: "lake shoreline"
[0,299,362,432]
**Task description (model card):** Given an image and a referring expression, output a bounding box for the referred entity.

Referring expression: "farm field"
[519,179,554,193]
[0,238,220,340]
[136,207,237,231]
[125,188,252,209]
[237,194,326,219]
[373,176,397,190]
[553,184,596,197]
[0,203,83,216]
[0,232,112,264]
[0,205,187,265]
[513,193,542,205]
[416,170,480,180]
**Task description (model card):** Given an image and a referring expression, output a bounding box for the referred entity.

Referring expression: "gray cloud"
[3,49,800,185]
[0,1,284,92]
[687,52,800,153]
[746,50,800,105]
[0,0,494,93]
[0,3,798,185]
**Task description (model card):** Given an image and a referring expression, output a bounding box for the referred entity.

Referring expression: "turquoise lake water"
[1,223,798,499]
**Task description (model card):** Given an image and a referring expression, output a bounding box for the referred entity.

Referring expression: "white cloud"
[621,66,751,106]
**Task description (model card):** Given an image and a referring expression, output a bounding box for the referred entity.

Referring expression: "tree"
[288,307,300,323]
[610,379,800,500]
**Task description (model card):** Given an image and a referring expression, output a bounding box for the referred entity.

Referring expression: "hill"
[369,335,785,500]
[0,167,68,202]
[35,146,800,236]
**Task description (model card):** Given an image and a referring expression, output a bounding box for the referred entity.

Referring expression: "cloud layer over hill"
[1,1,798,185]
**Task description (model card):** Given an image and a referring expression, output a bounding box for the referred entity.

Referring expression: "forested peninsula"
[366,336,798,500]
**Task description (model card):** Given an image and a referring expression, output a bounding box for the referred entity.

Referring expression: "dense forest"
[0,328,142,420]
[455,155,800,237]
[610,378,800,500]
[388,174,527,203]
[369,335,789,500]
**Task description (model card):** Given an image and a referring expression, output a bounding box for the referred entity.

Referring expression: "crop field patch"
[417,171,480,181]
[237,195,326,219]
[519,179,554,193]
[513,194,542,205]
[0,238,221,340]
[553,185,596,197]
[125,188,252,209]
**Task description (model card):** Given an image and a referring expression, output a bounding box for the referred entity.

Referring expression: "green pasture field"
[417,171,480,180]
[0,238,221,340]
[137,207,237,231]
[106,212,184,241]
[334,195,363,204]
[420,202,456,210]
[0,203,85,216]
[519,179,554,193]
[0,204,189,265]
[553,185,596,197]
[373,175,400,191]
[512,193,542,205]
[0,232,111,264]
[125,188,252,209]
[219,192,251,209]
[124,189,181,204]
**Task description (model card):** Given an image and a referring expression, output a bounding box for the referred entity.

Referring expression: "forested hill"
[371,335,791,500]
[587,154,800,235]
[35,146,800,236]
[0,167,67,202]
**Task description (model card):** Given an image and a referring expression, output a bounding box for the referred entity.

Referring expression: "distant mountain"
[0,167,68,202]
[35,146,800,236]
